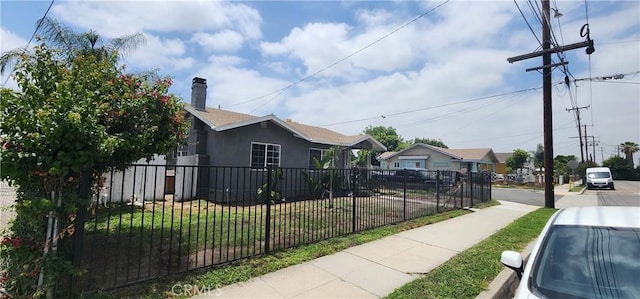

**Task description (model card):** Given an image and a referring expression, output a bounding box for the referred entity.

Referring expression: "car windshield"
[531,225,640,299]
[587,172,610,179]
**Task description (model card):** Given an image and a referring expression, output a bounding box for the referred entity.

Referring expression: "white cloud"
[51,1,262,39]
[0,28,27,53]
[0,28,28,89]
[123,33,194,73]
[192,30,244,52]
[190,59,288,111]
[5,0,635,162]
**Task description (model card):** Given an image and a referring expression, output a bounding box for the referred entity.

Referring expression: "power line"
[597,39,640,45]
[1,0,55,87]
[318,86,543,127]
[514,0,542,46]
[401,91,520,128]
[223,0,451,109]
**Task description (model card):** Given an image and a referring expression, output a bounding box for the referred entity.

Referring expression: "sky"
[1,0,639,165]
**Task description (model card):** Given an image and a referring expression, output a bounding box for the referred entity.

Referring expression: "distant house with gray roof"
[377,143,499,173]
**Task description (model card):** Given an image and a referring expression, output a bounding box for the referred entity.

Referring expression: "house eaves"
[344,135,387,151]
[382,143,463,161]
[214,115,313,142]
[186,105,384,148]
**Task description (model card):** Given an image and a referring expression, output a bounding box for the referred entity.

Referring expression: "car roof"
[551,206,640,228]
[586,167,610,172]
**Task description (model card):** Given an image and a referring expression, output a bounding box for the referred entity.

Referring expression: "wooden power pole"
[507,0,594,209]
[566,105,589,162]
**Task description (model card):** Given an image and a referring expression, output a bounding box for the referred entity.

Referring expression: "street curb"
[475,240,536,299]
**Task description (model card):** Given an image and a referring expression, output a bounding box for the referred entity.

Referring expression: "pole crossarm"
[507,40,594,63]
[526,61,568,72]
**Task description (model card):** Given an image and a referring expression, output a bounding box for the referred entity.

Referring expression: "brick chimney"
[191,77,207,111]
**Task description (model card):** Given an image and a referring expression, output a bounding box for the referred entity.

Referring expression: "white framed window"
[309,148,326,169]
[251,142,281,168]
[393,161,400,168]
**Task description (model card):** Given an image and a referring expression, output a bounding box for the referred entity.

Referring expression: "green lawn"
[386,207,556,299]
[78,196,453,292]
[86,202,503,299]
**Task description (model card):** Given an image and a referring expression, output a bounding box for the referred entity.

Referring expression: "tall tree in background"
[553,154,577,177]
[620,141,639,167]
[533,144,544,169]
[363,125,406,151]
[411,137,448,148]
[506,149,530,176]
[1,17,145,73]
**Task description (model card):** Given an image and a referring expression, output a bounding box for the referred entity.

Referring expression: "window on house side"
[309,148,326,169]
[393,161,400,168]
[251,142,281,168]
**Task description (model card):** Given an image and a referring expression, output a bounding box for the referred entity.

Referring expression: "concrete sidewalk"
[193,201,538,299]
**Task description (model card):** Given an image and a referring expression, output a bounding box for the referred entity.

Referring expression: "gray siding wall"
[190,119,345,202]
[205,121,334,168]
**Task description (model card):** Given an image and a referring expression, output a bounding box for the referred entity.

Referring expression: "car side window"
[531,226,640,299]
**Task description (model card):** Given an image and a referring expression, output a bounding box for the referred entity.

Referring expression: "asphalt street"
[495,180,640,207]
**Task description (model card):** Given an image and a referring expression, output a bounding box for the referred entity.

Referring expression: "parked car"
[585,166,614,190]
[491,172,504,182]
[501,206,640,299]
[372,168,438,185]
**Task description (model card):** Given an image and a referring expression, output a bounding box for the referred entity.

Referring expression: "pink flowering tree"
[0,42,187,297]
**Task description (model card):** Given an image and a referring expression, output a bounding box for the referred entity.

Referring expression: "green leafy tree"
[352,149,371,167]
[506,149,530,175]
[363,125,406,152]
[553,154,578,178]
[1,17,144,73]
[533,144,544,169]
[603,156,637,180]
[0,42,186,297]
[411,137,448,148]
[620,141,639,167]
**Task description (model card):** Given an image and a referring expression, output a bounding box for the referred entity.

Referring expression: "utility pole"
[584,125,589,161]
[507,0,594,209]
[590,136,599,164]
[566,105,589,162]
[600,146,604,162]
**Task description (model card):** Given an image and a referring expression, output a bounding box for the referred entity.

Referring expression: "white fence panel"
[102,155,167,204]
[174,155,198,201]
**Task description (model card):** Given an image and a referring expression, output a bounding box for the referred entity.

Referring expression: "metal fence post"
[459,176,464,209]
[470,172,474,207]
[264,167,272,253]
[436,170,440,213]
[489,177,492,202]
[403,169,407,221]
[351,170,356,233]
[70,169,91,295]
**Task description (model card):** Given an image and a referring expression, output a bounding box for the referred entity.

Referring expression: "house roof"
[440,148,499,162]
[185,105,386,150]
[377,143,499,163]
[494,152,512,163]
[377,151,398,160]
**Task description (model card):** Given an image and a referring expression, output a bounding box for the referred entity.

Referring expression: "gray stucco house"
[377,143,499,173]
[180,77,386,202]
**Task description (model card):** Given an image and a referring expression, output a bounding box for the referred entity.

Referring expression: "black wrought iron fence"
[67,165,491,295]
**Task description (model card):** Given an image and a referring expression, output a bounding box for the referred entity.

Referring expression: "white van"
[585,167,614,190]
